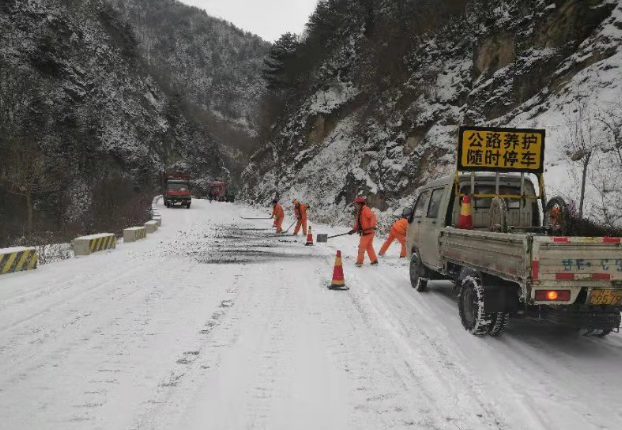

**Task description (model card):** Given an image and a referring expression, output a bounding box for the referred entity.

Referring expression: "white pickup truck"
[405,173,622,337]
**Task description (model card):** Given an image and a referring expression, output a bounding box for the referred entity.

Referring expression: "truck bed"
[439,228,529,283]
[440,228,622,287]
[532,236,622,285]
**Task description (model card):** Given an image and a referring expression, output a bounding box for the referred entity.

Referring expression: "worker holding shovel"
[379,217,408,258]
[349,196,378,267]
[292,200,308,236]
[271,200,284,233]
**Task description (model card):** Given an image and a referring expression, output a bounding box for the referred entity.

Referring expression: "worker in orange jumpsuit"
[292,199,308,236]
[379,217,408,258]
[271,200,284,233]
[348,196,378,267]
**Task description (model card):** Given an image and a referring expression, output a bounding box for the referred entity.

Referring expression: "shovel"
[283,220,297,234]
[316,232,351,243]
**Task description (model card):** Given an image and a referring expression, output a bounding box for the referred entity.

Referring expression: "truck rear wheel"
[409,251,428,292]
[458,276,494,336]
[488,312,509,337]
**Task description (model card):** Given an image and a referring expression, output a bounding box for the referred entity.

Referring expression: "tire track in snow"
[134,227,350,430]
[0,202,243,429]
[359,270,511,429]
[316,267,471,429]
[301,248,510,429]
[0,264,146,379]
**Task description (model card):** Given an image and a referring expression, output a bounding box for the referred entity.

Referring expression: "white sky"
[178,0,319,42]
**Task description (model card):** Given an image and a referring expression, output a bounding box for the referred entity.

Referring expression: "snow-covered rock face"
[0,0,228,243]
[104,0,270,185]
[242,0,622,229]
[106,0,268,135]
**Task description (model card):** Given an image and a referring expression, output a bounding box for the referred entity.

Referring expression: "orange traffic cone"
[329,250,347,290]
[305,226,314,246]
[458,195,474,230]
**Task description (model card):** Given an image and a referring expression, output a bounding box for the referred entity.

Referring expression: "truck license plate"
[589,289,622,306]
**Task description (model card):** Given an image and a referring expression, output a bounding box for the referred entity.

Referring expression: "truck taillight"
[535,290,571,301]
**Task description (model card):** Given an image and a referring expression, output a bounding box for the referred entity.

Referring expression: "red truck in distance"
[163,172,192,209]
[208,181,227,202]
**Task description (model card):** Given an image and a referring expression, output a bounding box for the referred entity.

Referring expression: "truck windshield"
[168,183,189,191]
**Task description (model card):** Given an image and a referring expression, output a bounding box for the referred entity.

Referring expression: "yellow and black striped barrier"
[73,233,117,256]
[89,235,117,253]
[123,227,147,243]
[0,247,38,275]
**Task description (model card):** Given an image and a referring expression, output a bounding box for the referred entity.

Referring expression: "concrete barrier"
[0,247,38,275]
[151,195,162,226]
[144,220,158,234]
[124,227,147,243]
[73,233,116,256]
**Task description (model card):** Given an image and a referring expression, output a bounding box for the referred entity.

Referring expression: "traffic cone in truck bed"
[458,196,474,230]
[305,226,314,246]
[328,250,348,290]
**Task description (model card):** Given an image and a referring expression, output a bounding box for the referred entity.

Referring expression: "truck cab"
[164,173,192,209]
[208,181,227,202]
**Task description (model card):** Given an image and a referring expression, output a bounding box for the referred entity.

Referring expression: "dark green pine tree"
[262,32,299,91]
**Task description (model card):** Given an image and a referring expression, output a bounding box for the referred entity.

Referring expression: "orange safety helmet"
[354,196,366,204]
[292,199,299,205]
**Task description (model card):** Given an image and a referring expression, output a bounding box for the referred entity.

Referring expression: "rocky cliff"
[242,0,622,230]
[105,0,270,185]
[0,0,228,244]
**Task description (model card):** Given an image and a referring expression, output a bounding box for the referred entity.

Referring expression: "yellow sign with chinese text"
[458,127,545,173]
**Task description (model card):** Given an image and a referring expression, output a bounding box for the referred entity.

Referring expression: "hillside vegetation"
[106,0,270,183]
[0,0,265,246]
[242,0,622,230]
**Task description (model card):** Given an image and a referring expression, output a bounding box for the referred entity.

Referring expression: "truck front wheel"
[409,251,428,292]
[458,276,494,336]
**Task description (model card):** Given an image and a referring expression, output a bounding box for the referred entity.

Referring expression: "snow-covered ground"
[1,199,621,430]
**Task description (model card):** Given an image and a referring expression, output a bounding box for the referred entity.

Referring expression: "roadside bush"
[568,216,622,238]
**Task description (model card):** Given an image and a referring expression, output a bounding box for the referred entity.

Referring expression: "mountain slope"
[0,0,227,245]
[106,0,271,184]
[242,0,622,229]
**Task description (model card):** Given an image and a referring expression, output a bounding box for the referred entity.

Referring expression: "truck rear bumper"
[534,305,621,330]
[165,197,191,203]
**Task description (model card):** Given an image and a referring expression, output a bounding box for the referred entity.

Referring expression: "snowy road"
[1,199,621,430]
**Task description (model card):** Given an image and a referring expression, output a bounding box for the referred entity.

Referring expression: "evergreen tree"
[262,32,299,91]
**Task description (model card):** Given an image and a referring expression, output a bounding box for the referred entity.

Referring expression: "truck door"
[420,187,445,269]
[408,190,431,254]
